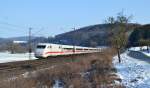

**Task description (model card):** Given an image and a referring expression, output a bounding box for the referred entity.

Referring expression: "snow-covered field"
[0,52,37,63]
[113,47,150,88]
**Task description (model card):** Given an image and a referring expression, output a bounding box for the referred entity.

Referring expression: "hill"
[0,36,47,52]
[0,23,140,52]
[129,24,150,46]
[53,24,139,47]
[5,36,37,41]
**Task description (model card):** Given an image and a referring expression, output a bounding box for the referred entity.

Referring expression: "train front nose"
[35,44,47,58]
[35,49,44,58]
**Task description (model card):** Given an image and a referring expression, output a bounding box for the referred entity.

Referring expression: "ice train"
[34,43,101,58]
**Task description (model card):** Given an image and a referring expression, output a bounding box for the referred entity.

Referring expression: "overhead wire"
[0,20,50,38]
[0,25,28,36]
[0,20,28,36]
[31,28,45,36]
[0,21,27,29]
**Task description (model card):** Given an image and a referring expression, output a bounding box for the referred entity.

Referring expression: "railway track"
[0,55,71,80]
[0,52,101,80]
[0,53,87,71]
[0,58,58,72]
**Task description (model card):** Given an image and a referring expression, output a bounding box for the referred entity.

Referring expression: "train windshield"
[37,45,46,49]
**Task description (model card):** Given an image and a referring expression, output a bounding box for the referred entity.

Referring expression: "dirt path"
[128,51,150,63]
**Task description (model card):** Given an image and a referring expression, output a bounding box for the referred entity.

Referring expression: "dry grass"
[0,48,123,88]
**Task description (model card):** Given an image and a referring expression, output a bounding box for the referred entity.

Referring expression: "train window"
[37,45,46,49]
[76,48,83,50]
[59,46,61,48]
[63,48,73,50]
[48,46,52,48]
[84,49,88,50]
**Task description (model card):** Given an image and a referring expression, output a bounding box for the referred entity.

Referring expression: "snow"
[0,52,37,63]
[113,48,150,88]
[53,80,64,88]
[129,46,148,51]
[140,49,150,57]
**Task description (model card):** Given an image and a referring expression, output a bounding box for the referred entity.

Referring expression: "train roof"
[37,43,100,49]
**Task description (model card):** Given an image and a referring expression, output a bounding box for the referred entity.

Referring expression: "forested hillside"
[129,24,150,46]
[53,24,139,47]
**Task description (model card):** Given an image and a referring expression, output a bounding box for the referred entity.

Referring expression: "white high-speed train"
[34,43,101,58]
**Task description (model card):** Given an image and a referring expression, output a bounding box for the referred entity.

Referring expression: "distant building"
[13,41,27,44]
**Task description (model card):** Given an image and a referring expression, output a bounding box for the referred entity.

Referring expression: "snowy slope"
[113,49,150,88]
[0,52,37,63]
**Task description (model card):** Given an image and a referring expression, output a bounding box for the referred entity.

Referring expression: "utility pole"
[72,27,76,54]
[29,27,32,60]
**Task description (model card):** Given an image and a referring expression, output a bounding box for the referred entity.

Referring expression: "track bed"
[0,53,99,81]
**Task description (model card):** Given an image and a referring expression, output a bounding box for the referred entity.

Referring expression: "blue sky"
[0,0,149,38]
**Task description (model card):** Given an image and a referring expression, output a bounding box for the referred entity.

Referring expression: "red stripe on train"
[45,52,64,54]
[45,51,86,54]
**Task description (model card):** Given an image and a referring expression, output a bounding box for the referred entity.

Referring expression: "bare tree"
[105,12,132,63]
[7,42,27,54]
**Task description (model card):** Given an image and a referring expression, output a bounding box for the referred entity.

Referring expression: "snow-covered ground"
[129,46,150,57]
[113,47,150,88]
[0,52,37,63]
